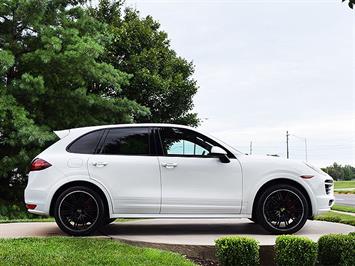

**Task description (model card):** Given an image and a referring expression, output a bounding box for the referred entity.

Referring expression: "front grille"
[325,179,333,195]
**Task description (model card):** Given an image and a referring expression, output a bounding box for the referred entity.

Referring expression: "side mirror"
[210,146,230,163]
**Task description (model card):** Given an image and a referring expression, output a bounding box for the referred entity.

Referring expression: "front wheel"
[256,184,309,234]
[104,218,116,225]
[54,186,105,236]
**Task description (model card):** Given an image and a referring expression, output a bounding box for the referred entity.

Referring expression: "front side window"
[159,127,214,157]
[67,130,104,154]
[100,128,150,155]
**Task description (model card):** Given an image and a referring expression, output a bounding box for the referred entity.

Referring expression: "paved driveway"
[1,219,353,246]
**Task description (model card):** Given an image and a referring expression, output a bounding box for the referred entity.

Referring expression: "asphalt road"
[335,193,355,207]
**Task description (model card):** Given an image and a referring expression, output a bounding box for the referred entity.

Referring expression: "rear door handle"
[162,162,178,169]
[92,162,108,167]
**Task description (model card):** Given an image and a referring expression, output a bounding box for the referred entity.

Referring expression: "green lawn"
[0,217,54,223]
[332,204,355,214]
[0,218,137,224]
[315,211,355,227]
[0,237,195,266]
[334,180,355,189]
[334,190,355,194]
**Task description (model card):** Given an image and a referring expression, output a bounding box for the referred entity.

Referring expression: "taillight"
[30,158,51,171]
[26,204,37,210]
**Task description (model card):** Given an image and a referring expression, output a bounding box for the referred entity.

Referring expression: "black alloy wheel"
[256,184,309,234]
[54,186,105,236]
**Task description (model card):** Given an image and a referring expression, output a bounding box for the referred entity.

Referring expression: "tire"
[104,218,116,225]
[256,184,309,234]
[248,218,257,223]
[54,186,105,236]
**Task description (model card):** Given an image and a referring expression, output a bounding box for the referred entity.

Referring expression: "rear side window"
[100,128,150,155]
[67,130,104,154]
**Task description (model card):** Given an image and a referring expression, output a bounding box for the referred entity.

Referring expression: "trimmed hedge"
[318,234,355,266]
[215,236,259,266]
[340,236,355,266]
[318,234,346,265]
[275,235,317,266]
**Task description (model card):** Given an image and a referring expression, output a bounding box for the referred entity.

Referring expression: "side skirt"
[110,213,252,219]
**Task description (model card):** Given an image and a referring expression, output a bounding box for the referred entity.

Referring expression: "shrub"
[348,231,355,237]
[275,235,317,266]
[215,236,259,266]
[318,234,355,266]
[340,235,355,266]
[0,200,35,220]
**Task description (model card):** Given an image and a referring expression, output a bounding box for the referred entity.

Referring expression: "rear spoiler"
[53,129,70,139]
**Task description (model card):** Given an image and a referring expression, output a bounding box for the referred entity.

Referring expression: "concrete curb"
[116,238,275,266]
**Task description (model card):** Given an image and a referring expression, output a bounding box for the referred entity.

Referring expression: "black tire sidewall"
[256,184,309,234]
[54,186,105,236]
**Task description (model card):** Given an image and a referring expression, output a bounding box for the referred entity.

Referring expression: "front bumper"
[311,177,334,216]
[314,194,335,215]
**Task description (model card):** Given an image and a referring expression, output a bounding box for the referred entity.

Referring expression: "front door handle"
[92,162,108,167]
[162,162,178,169]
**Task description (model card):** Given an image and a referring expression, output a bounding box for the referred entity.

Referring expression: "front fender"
[242,171,317,216]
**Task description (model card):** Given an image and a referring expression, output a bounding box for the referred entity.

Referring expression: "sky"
[124,0,354,167]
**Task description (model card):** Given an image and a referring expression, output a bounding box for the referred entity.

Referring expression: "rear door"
[88,127,161,214]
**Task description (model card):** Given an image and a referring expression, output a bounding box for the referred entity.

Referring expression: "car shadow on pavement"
[100,220,270,236]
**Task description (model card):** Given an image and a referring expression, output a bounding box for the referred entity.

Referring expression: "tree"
[0,0,148,201]
[342,0,355,9]
[91,0,199,126]
[322,163,355,181]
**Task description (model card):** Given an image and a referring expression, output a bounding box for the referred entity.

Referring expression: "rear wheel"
[54,186,105,236]
[256,184,308,234]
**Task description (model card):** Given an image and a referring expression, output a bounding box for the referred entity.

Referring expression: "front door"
[88,127,161,214]
[158,127,243,214]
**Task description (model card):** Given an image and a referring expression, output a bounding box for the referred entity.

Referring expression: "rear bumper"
[24,187,50,216]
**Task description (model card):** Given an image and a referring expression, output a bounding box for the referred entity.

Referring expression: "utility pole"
[288,132,308,162]
[249,141,253,155]
[286,131,289,159]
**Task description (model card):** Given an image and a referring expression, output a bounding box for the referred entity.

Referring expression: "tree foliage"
[342,0,355,9]
[0,0,150,201]
[91,0,199,126]
[0,0,199,202]
[322,163,355,181]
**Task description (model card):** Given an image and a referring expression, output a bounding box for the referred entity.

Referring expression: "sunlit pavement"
[1,219,353,246]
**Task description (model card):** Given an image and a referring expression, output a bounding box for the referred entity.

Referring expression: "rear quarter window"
[67,130,104,154]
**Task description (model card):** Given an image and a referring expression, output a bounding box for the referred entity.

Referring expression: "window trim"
[97,126,155,156]
[156,127,236,159]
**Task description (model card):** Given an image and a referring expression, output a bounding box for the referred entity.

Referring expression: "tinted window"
[67,130,104,154]
[159,128,213,156]
[100,128,150,155]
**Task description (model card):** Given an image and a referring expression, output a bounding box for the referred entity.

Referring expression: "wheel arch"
[251,178,313,221]
[49,180,111,218]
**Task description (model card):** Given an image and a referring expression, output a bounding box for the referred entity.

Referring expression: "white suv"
[25,124,334,236]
